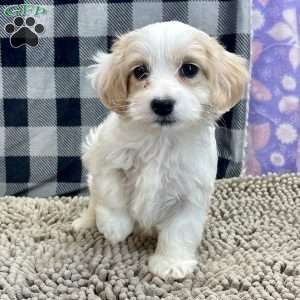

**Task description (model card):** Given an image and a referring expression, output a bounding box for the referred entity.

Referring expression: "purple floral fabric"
[246,0,300,175]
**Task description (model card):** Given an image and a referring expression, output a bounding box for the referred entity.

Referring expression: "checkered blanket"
[0,0,250,196]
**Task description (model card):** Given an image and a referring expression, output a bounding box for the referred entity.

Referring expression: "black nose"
[151,98,175,116]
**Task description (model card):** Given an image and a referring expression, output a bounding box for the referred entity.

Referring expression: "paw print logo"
[5,17,44,48]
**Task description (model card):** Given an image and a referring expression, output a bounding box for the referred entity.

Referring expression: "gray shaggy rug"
[1,174,300,300]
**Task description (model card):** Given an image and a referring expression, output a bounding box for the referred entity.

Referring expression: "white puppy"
[73,21,248,279]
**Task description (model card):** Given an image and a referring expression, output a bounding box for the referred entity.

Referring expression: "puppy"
[73,21,248,279]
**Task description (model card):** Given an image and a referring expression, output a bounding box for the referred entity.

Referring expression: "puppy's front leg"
[148,201,208,279]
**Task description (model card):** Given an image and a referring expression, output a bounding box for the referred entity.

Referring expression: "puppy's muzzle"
[151,98,175,117]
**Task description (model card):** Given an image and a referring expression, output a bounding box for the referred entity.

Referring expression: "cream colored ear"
[88,51,128,114]
[209,44,249,114]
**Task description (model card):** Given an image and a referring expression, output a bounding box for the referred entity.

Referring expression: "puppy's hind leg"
[72,175,97,231]
[95,170,134,244]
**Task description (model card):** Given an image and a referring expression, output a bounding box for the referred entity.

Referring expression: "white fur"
[73,21,246,279]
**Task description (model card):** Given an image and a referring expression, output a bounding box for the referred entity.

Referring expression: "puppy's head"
[89,21,249,128]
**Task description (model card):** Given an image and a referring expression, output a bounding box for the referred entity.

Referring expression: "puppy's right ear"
[88,51,128,114]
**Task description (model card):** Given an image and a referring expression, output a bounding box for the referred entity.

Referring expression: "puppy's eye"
[179,63,199,78]
[133,65,149,80]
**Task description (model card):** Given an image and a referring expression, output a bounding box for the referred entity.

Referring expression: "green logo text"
[4,5,47,17]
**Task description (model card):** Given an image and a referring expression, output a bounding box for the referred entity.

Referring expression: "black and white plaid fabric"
[0,0,250,196]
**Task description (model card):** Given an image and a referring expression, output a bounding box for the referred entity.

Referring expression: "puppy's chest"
[127,139,186,192]
[123,138,194,225]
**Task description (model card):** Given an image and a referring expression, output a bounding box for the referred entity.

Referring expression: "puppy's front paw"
[148,254,197,279]
[96,207,134,244]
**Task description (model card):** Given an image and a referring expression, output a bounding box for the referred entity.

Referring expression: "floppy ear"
[88,51,128,114]
[208,40,249,114]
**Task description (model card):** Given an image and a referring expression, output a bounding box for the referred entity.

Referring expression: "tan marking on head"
[174,32,249,113]
[202,36,249,113]
[95,30,148,114]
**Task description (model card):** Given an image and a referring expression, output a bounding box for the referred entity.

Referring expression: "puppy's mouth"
[154,117,176,126]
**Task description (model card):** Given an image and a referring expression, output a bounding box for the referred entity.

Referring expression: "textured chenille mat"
[1,174,300,300]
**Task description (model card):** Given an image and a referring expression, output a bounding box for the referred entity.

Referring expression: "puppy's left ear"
[208,40,249,114]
